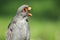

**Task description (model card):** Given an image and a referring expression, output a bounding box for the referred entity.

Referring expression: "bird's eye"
[22,7,28,12]
[24,8,26,12]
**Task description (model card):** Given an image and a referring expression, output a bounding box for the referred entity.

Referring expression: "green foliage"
[0,17,60,40]
[0,0,60,20]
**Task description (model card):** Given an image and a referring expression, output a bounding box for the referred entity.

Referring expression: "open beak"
[28,13,32,16]
[28,7,32,16]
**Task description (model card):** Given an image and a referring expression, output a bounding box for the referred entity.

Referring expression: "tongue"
[28,13,32,16]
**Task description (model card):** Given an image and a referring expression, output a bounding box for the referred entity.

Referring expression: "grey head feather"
[17,5,29,14]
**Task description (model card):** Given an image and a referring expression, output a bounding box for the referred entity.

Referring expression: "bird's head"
[17,5,32,17]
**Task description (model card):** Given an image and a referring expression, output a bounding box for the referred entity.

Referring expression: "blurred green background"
[0,0,60,40]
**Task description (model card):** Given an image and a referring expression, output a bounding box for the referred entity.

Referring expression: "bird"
[6,5,32,40]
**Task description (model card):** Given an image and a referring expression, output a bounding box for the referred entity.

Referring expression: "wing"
[6,16,17,40]
[6,20,17,40]
[6,21,16,40]
[8,23,11,29]
[6,23,13,40]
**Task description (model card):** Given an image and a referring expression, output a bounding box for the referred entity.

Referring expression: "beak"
[28,7,31,10]
[28,13,32,16]
[28,7,32,16]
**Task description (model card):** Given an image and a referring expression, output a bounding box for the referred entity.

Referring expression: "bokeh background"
[0,0,60,40]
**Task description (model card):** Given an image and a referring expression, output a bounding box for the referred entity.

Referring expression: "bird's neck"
[16,14,28,20]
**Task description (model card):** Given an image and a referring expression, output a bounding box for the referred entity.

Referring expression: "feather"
[6,5,31,40]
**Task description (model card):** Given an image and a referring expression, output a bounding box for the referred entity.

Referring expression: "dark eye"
[24,7,28,12]
[24,8,26,12]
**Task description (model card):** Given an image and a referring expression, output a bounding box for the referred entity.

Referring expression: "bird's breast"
[13,19,29,37]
